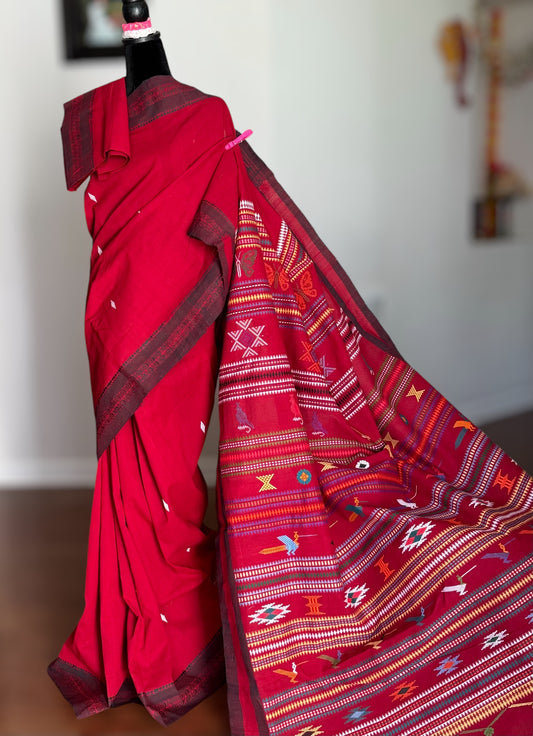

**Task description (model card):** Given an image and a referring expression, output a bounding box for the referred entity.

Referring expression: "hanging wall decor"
[473,7,513,238]
[477,0,533,84]
[473,0,532,240]
[438,1,532,241]
[438,19,472,107]
[62,0,124,59]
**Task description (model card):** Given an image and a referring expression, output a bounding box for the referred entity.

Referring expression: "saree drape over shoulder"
[49,76,533,736]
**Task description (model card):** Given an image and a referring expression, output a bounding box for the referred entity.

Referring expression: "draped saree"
[49,76,533,736]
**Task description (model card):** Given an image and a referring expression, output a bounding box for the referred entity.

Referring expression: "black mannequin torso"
[122,0,171,96]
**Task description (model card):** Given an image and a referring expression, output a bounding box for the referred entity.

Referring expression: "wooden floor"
[0,490,231,736]
[1,411,531,736]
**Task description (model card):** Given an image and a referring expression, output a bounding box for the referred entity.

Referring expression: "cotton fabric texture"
[49,76,533,736]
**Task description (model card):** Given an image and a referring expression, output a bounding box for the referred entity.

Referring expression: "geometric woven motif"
[249,602,291,626]
[228,318,267,358]
[482,630,508,650]
[399,521,435,553]
[344,583,369,609]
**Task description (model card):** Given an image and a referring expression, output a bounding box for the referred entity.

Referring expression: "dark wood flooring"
[0,411,531,736]
[0,489,230,736]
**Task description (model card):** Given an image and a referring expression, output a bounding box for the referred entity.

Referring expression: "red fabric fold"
[62,79,130,192]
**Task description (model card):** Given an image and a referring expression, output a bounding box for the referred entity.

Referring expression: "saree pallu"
[50,76,533,736]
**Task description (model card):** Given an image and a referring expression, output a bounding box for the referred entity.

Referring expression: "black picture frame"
[62,0,124,59]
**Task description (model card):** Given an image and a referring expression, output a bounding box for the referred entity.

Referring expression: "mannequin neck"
[124,36,171,96]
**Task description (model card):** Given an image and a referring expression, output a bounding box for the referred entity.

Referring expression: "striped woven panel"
[217,197,533,736]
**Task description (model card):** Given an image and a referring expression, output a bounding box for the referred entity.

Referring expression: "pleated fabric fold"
[49,328,225,725]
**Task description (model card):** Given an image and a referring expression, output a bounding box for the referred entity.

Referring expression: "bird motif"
[346,498,365,521]
[236,403,254,434]
[277,534,299,555]
[311,412,326,437]
[260,533,300,556]
[406,607,426,626]
[318,650,342,668]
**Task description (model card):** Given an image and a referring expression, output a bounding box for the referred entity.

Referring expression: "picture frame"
[62,0,125,59]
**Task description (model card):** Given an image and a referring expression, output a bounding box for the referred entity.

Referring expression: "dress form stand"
[122,0,171,95]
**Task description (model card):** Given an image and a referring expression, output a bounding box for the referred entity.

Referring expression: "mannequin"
[122,0,171,95]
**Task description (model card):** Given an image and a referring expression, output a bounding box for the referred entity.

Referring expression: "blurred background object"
[62,0,124,58]
[438,19,472,107]
[471,0,532,237]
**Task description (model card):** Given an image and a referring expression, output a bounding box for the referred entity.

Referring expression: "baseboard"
[0,455,219,491]
[0,457,97,489]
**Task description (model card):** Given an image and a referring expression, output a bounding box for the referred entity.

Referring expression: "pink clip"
[225,130,253,151]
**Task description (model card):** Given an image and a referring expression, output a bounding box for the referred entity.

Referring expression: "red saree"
[50,76,533,736]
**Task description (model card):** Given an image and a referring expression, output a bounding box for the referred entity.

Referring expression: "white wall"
[370,1,533,420]
[1,0,532,487]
